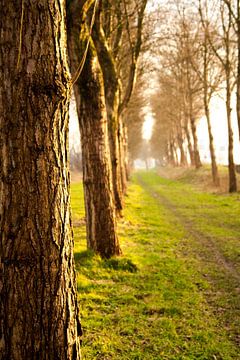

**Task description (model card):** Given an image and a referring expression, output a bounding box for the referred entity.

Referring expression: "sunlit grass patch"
[71,173,239,359]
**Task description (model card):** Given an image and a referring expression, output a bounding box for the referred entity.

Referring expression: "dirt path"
[136,173,240,280]
[136,173,240,347]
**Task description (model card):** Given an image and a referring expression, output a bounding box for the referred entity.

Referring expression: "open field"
[71,168,240,359]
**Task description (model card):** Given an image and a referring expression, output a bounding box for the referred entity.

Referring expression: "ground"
[71,167,240,359]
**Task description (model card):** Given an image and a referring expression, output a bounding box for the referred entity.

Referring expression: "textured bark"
[92,18,124,214]
[67,1,120,257]
[0,1,81,359]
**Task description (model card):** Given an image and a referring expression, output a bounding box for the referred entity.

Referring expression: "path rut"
[136,173,240,346]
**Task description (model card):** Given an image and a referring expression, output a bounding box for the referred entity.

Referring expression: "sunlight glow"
[142,113,155,141]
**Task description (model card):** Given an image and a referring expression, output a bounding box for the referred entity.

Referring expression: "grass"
[71,171,240,359]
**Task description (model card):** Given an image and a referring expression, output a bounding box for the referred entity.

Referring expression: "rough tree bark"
[67,0,120,257]
[0,1,81,359]
[92,10,124,214]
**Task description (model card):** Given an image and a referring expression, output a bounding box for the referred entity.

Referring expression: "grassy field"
[71,169,240,359]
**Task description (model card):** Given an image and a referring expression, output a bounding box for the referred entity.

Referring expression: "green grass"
[71,173,240,359]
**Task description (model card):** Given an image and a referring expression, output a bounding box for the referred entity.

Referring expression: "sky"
[197,95,240,165]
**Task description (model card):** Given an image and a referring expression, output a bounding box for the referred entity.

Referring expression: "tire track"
[136,174,240,284]
[136,173,240,348]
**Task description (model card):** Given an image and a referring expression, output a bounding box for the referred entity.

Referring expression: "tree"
[124,78,147,169]
[92,0,148,213]
[150,8,205,169]
[0,1,81,358]
[150,75,186,167]
[199,0,237,192]
[195,22,221,185]
[67,0,120,257]
[179,8,222,184]
[222,0,240,149]
[177,16,203,169]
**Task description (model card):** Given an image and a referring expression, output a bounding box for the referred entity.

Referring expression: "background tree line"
[148,0,240,193]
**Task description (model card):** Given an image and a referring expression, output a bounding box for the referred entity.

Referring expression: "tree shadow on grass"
[74,249,96,268]
[102,258,138,273]
[74,249,138,273]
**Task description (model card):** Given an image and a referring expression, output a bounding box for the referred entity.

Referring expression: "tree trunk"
[184,124,195,166]
[226,77,237,192]
[190,116,202,169]
[67,1,120,257]
[179,140,187,166]
[237,0,240,147]
[118,118,128,195]
[202,34,220,187]
[173,142,179,167]
[204,100,220,186]
[177,122,187,166]
[0,1,81,358]
[123,124,130,181]
[109,117,124,214]
[92,1,147,211]
[168,139,177,166]
[92,19,124,215]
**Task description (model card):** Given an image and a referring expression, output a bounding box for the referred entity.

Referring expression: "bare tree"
[199,0,237,192]
[150,8,204,169]
[221,0,240,148]
[191,18,222,185]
